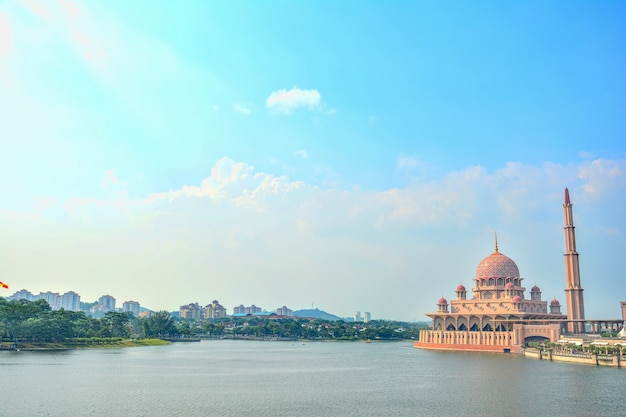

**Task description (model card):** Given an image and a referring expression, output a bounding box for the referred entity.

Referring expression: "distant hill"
[293,308,347,321]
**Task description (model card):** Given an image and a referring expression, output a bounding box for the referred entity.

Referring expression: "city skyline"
[4,287,355,319]
[1,2,624,321]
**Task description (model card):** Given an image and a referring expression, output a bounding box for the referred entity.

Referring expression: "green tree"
[0,299,51,345]
[142,311,177,338]
[177,321,193,336]
[101,311,131,338]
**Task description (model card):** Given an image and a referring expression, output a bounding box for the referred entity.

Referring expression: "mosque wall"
[416,329,518,352]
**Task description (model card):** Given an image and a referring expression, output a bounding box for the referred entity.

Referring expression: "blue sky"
[1,1,624,320]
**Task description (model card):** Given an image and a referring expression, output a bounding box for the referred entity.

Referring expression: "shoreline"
[521,347,624,368]
[1,337,417,351]
[414,341,625,369]
[0,338,171,351]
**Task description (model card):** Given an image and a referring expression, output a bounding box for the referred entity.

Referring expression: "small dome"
[550,298,560,306]
[456,284,466,292]
[531,285,541,292]
[437,297,447,305]
[512,295,522,302]
[476,251,520,279]
[505,282,514,289]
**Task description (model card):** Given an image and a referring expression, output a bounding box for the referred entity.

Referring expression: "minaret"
[563,188,585,333]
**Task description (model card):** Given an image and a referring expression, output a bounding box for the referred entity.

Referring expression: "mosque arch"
[524,335,549,346]
[457,317,469,330]
[488,278,495,286]
[446,324,456,331]
[483,323,493,331]
[468,316,481,331]
[433,317,445,331]
[444,317,456,329]
[497,278,504,286]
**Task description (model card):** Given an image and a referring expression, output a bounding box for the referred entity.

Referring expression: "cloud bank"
[1,156,624,321]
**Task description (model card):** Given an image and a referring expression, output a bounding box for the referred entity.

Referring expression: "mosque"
[414,188,595,354]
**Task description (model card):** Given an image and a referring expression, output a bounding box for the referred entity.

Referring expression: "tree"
[101,311,131,338]
[177,321,193,336]
[0,299,51,345]
[142,311,177,338]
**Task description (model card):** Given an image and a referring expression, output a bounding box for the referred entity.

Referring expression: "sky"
[0,1,624,321]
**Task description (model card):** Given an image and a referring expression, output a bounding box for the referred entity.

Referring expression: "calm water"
[0,340,623,417]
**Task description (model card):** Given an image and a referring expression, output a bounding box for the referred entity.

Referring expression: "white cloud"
[294,150,309,159]
[577,158,622,197]
[232,103,252,115]
[266,87,321,114]
[147,157,304,210]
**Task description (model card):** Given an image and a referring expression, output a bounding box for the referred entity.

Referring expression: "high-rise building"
[60,291,81,311]
[122,300,140,315]
[98,295,116,312]
[7,289,34,301]
[354,311,362,322]
[204,300,227,319]
[8,289,78,311]
[563,188,585,333]
[37,291,61,309]
[363,312,371,323]
[249,305,262,315]
[234,304,262,315]
[180,302,203,319]
[276,306,293,317]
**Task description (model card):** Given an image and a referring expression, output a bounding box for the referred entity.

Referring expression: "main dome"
[475,251,520,279]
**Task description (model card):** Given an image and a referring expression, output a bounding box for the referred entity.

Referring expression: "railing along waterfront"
[522,347,623,368]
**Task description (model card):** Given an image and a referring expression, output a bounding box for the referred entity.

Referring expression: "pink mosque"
[414,188,596,354]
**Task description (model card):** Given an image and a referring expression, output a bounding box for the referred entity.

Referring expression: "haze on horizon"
[1,1,624,321]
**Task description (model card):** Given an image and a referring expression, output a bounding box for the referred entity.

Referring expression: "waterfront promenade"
[522,347,624,368]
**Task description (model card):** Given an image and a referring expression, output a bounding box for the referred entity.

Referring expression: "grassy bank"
[1,338,171,351]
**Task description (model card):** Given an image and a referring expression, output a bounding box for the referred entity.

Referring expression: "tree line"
[181,316,427,341]
[0,298,428,347]
[0,298,177,346]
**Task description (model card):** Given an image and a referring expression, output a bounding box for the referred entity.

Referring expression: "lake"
[1,340,623,417]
